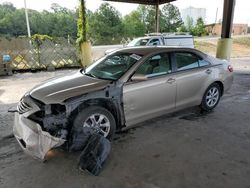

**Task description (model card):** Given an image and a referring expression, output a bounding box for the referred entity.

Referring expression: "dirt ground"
[1,58,250,188]
[195,36,250,58]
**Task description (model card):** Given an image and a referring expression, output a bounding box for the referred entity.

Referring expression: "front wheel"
[71,106,116,140]
[200,83,222,111]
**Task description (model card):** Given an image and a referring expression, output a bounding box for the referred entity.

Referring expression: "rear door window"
[175,52,199,71]
[198,59,210,67]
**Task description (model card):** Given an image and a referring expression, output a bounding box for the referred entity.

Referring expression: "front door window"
[135,53,171,78]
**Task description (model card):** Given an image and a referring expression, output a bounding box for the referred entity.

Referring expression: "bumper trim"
[13,112,65,161]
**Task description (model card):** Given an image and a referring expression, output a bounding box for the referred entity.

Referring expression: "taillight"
[228,65,233,72]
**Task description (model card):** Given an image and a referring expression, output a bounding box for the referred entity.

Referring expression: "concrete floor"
[0,59,250,188]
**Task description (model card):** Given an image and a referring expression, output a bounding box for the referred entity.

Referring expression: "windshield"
[127,38,150,47]
[84,52,142,81]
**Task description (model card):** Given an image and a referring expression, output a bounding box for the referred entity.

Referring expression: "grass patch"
[233,37,250,46]
[195,38,250,57]
[194,41,216,55]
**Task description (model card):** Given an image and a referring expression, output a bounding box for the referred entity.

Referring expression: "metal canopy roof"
[103,0,176,5]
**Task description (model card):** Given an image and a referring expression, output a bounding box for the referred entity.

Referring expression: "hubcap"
[83,113,111,137]
[206,87,219,108]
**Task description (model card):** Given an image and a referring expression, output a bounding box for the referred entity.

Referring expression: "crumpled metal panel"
[13,113,65,161]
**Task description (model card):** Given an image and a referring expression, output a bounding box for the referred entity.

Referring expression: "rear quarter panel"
[207,56,234,93]
[175,62,233,111]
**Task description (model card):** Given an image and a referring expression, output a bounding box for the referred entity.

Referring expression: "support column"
[216,0,235,60]
[155,1,160,33]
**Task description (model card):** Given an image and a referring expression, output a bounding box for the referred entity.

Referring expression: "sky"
[0,0,249,25]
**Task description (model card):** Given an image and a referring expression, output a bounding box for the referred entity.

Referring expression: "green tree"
[51,3,68,13]
[161,4,183,32]
[192,17,207,36]
[88,3,123,44]
[177,25,188,32]
[0,3,26,36]
[137,5,157,33]
[40,11,58,35]
[185,16,194,33]
[29,10,48,35]
[123,10,146,37]
[0,2,77,38]
[122,5,157,36]
[0,2,15,15]
[10,9,27,36]
[51,11,77,37]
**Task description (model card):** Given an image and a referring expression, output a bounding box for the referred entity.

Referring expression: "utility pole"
[24,0,31,38]
[214,7,218,24]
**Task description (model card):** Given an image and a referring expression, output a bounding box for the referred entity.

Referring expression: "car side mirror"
[131,73,148,82]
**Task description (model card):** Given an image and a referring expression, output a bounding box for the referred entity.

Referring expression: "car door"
[123,53,176,127]
[173,52,211,109]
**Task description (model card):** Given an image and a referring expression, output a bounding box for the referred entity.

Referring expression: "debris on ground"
[78,133,111,176]
[69,127,111,176]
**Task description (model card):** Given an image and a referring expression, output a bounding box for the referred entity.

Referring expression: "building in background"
[181,7,206,26]
[206,23,248,36]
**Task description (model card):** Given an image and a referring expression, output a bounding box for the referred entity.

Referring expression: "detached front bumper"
[13,112,65,161]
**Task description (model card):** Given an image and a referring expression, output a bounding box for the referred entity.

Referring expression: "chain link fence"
[0,37,81,71]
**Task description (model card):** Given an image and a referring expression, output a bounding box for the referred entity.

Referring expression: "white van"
[105,33,194,55]
[127,33,194,48]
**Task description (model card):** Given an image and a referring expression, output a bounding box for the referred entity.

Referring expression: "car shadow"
[114,106,214,141]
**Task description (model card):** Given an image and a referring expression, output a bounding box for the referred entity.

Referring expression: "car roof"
[135,35,193,40]
[130,36,163,41]
[132,37,151,40]
[115,46,206,57]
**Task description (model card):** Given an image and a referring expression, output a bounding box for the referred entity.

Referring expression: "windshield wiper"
[85,72,116,81]
[80,67,86,74]
[85,72,98,79]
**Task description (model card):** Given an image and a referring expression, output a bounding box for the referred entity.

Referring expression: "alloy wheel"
[206,87,219,108]
[83,113,111,137]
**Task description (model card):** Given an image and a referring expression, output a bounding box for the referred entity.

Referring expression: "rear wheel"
[71,106,116,140]
[200,83,222,111]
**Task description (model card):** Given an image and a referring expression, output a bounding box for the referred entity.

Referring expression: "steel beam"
[155,1,160,33]
[216,0,236,60]
[221,0,236,38]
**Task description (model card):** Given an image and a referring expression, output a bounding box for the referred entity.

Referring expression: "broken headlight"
[17,98,32,114]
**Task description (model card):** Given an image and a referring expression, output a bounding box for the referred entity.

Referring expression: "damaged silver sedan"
[13,47,233,160]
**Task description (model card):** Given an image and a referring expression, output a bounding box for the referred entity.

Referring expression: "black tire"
[71,106,116,140]
[200,83,222,111]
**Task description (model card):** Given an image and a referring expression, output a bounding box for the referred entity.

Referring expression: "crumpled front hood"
[30,70,111,104]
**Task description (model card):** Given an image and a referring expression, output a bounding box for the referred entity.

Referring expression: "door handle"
[205,69,212,74]
[167,78,176,84]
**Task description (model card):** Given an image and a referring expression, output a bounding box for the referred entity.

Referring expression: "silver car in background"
[13,47,233,160]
